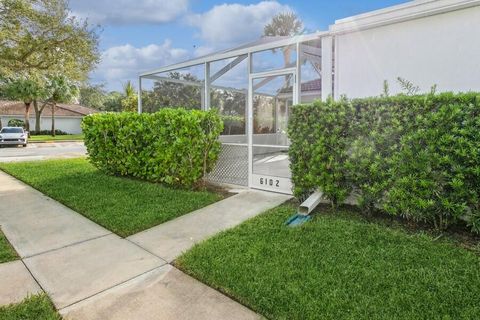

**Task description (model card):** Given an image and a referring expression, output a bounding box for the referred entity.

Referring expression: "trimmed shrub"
[82,108,223,188]
[289,98,354,206]
[288,92,480,233]
[385,98,480,231]
[30,130,69,135]
[348,95,426,212]
[220,115,245,135]
[8,119,25,127]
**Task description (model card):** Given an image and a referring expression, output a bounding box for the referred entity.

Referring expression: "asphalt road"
[0,142,87,162]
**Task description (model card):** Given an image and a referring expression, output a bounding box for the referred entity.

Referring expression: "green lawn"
[0,158,222,237]
[29,134,83,142]
[177,204,480,320]
[0,294,60,320]
[0,228,18,263]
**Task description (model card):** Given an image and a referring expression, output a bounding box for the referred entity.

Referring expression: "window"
[1,127,23,133]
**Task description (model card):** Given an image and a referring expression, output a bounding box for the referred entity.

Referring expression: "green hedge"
[288,93,480,233]
[7,118,24,127]
[31,130,68,135]
[288,97,354,205]
[82,109,223,188]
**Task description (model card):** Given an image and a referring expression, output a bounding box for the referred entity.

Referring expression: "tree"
[103,91,123,112]
[4,77,47,133]
[32,100,49,133]
[0,78,8,99]
[45,75,78,136]
[147,72,202,112]
[263,12,303,37]
[210,89,246,134]
[263,12,303,67]
[120,81,138,112]
[0,0,100,81]
[8,119,25,127]
[1,0,99,132]
[79,84,107,110]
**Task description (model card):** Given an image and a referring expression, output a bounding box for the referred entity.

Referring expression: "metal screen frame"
[138,33,331,194]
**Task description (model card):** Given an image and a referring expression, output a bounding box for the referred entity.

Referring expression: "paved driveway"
[0,142,86,162]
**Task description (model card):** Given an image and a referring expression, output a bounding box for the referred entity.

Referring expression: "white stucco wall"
[332,3,480,98]
[0,116,83,134]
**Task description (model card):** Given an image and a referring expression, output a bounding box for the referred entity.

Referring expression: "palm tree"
[123,81,135,97]
[121,81,138,112]
[45,75,77,137]
[263,12,304,67]
[4,77,46,134]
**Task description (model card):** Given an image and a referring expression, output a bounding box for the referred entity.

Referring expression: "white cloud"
[91,40,189,90]
[84,1,295,90]
[187,1,291,49]
[70,0,189,25]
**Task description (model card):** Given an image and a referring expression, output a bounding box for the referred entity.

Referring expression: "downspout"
[285,190,324,227]
[298,190,323,215]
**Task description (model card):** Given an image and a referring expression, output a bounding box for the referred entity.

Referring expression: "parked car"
[0,127,28,147]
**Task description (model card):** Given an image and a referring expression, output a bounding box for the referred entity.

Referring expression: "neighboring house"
[279,78,321,103]
[0,101,98,134]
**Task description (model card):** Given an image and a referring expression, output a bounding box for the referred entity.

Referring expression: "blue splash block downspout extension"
[285,191,323,227]
[285,213,312,227]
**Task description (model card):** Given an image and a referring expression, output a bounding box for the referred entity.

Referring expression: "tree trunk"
[51,103,56,137]
[283,47,291,68]
[283,47,292,90]
[33,100,41,133]
[24,101,31,136]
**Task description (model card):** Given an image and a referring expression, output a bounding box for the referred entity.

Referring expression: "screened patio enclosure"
[138,33,328,194]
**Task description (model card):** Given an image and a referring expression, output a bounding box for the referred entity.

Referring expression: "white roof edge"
[139,31,328,77]
[330,0,480,34]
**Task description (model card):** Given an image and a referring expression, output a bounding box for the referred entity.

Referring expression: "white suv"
[0,127,28,147]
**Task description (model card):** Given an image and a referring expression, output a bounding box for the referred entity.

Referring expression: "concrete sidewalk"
[128,190,291,262]
[0,170,289,319]
[60,265,259,320]
[0,260,42,306]
[0,170,165,310]
[0,171,110,258]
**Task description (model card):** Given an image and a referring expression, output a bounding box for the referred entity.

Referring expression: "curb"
[29,140,84,144]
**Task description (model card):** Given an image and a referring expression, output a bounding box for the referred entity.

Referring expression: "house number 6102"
[259,177,280,187]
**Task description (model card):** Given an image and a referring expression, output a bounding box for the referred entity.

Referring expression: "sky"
[69,0,410,91]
